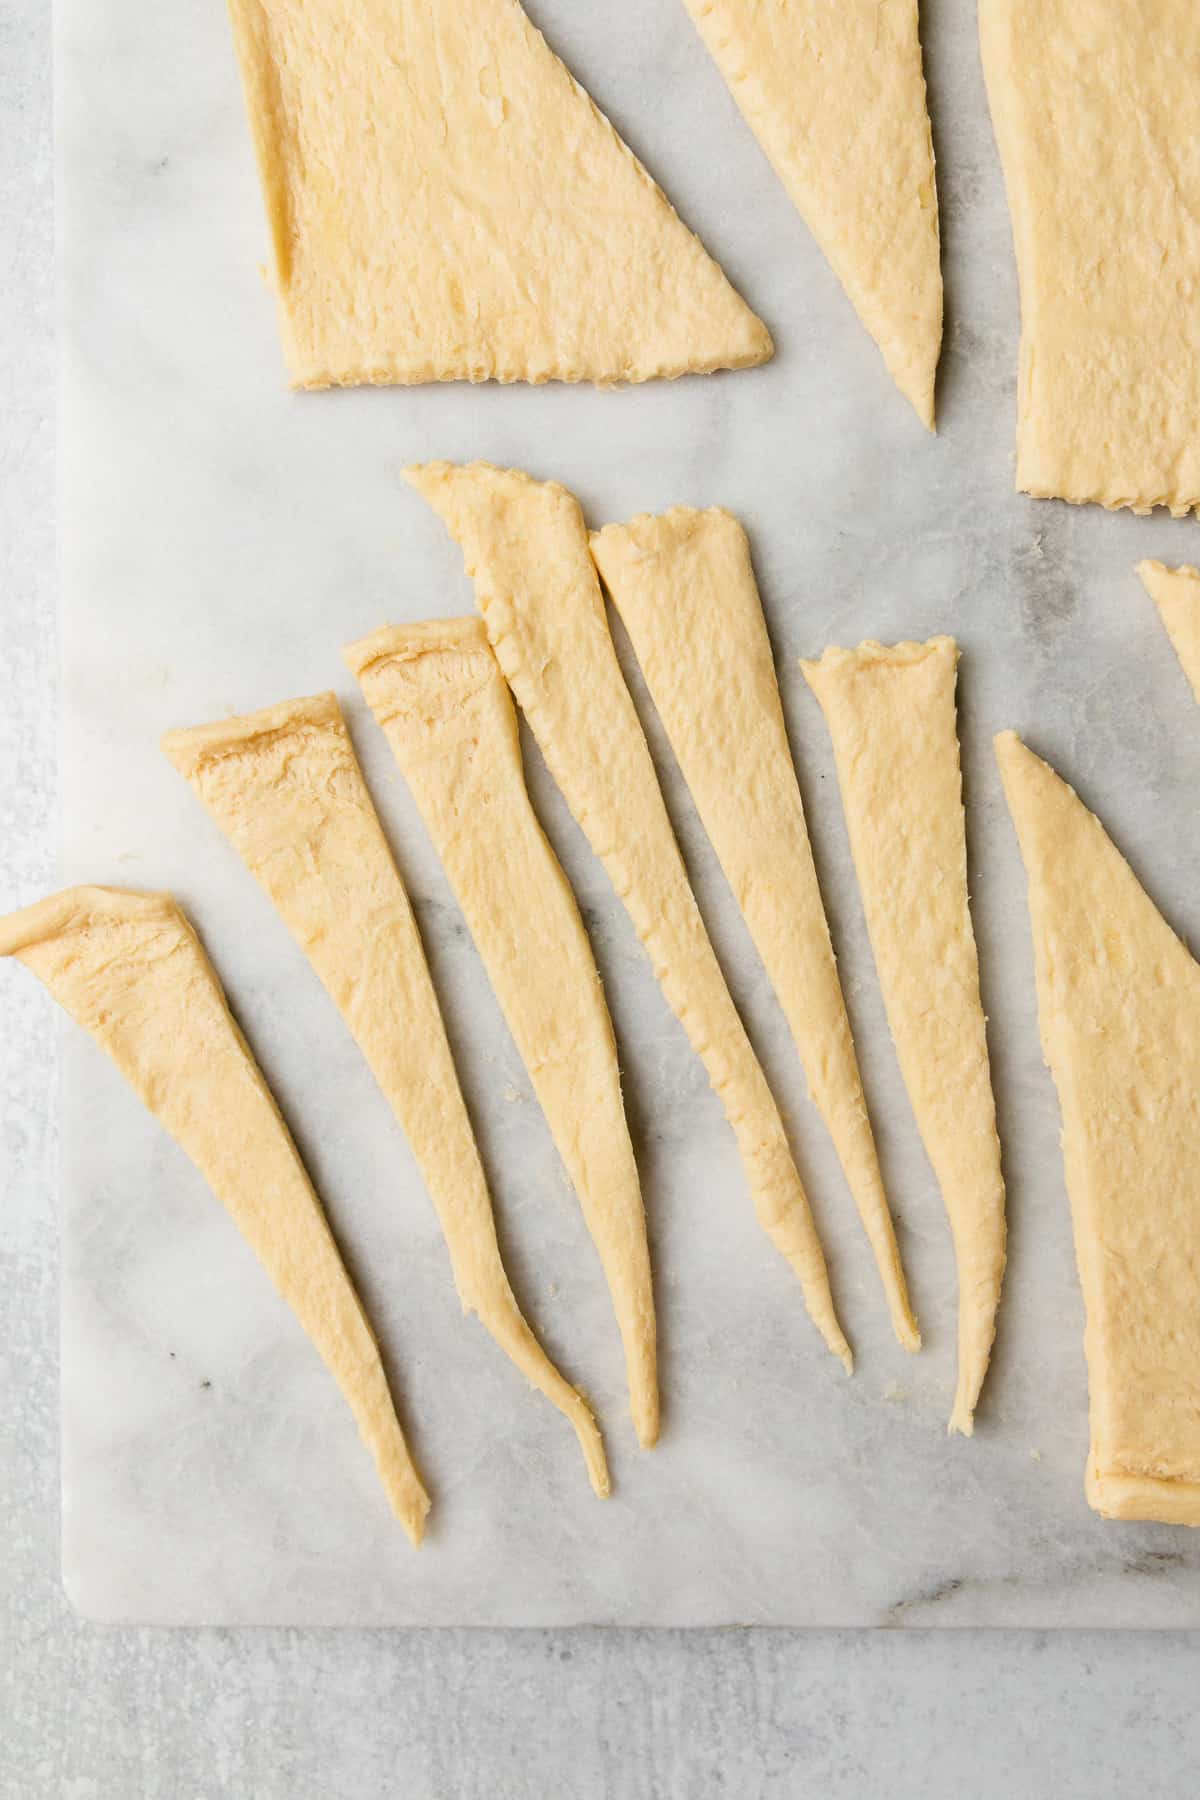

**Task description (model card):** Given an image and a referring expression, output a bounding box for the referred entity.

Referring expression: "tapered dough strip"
[980,0,1200,515]
[162,694,608,1498]
[0,885,430,1543]
[1137,562,1200,706]
[680,0,941,427]
[996,732,1200,1525]
[225,0,771,389]
[345,620,659,1448]
[801,641,1005,1431]
[406,461,850,1371]
[592,508,918,1351]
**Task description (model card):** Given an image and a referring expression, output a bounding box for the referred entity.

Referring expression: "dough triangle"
[591,507,918,1350]
[227,0,772,388]
[1137,561,1200,706]
[802,640,1005,1432]
[406,461,851,1373]
[681,0,941,426]
[163,694,609,1498]
[996,732,1200,1525]
[0,886,430,1543]
[345,620,659,1448]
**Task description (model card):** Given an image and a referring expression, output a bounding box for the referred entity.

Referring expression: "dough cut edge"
[800,636,958,687]
[1087,1462,1200,1527]
[0,885,181,958]
[160,693,344,777]
[1018,469,1200,519]
[344,617,491,681]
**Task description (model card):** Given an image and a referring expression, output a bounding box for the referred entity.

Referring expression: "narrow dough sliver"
[226,0,772,388]
[406,461,851,1372]
[1137,561,1200,706]
[996,732,1200,1525]
[0,886,430,1543]
[162,695,608,1499]
[345,619,659,1448]
[802,641,1005,1432]
[591,507,918,1351]
[680,0,941,426]
[980,0,1200,514]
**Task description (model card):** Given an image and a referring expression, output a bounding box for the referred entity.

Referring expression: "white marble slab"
[56,0,1200,1626]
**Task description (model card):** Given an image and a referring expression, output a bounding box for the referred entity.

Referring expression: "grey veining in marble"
[41,0,1200,1630]
[8,5,1200,1797]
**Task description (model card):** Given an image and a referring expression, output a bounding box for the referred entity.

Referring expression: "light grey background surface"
[3,0,1199,1788]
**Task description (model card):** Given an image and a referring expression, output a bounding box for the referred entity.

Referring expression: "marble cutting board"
[54,0,1200,1625]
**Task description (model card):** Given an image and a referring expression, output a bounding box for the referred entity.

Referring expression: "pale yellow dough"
[802,641,1005,1432]
[407,461,850,1371]
[0,885,430,1543]
[997,732,1200,1525]
[980,0,1200,515]
[345,620,659,1448]
[681,0,941,427]
[225,0,772,389]
[162,694,608,1498]
[1137,561,1200,706]
[591,507,918,1351]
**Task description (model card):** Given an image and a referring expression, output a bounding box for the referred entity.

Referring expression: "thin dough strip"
[406,462,851,1372]
[592,508,918,1351]
[997,732,1200,1525]
[162,695,609,1498]
[0,885,430,1543]
[802,641,1005,1432]
[346,620,659,1448]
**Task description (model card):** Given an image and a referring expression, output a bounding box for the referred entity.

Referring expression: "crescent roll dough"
[407,461,850,1373]
[0,886,430,1543]
[225,0,771,387]
[163,694,608,1498]
[802,640,1005,1432]
[345,619,658,1448]
[1138,561,1200,706]
[997,732,1200,1525]
[591,507,917,1351]
[980,0,1200,514]
[680,0,941,426]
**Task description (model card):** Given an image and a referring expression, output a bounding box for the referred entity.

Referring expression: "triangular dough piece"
[406,461,850,1372]
[801,641,1005,1433]
[681,0,941,426]
[226,0,773,388]
[591,507,918,1350]
[980,0,1200,514]
[996,732,1200,1525]
[0,886,430,1543]
[345,620,659,1448]
[1137,561,1200,705]
[162,694,608,1498]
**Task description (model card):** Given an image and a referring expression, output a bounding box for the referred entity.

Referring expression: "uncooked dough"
[1138,561,1200,706]
[162,694,609,1498]
[802,640,1005,1433]
[681,0,941,427]
[997,732,1200,1525]
[591,507,918,1351]
[406,461,850,1371]
[226,0,772,388]
[0,885,431,1542]
[345,619,659,1448]
[980,0,1200,514]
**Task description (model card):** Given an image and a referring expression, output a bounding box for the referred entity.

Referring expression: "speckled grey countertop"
[3,0,1200,1792]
